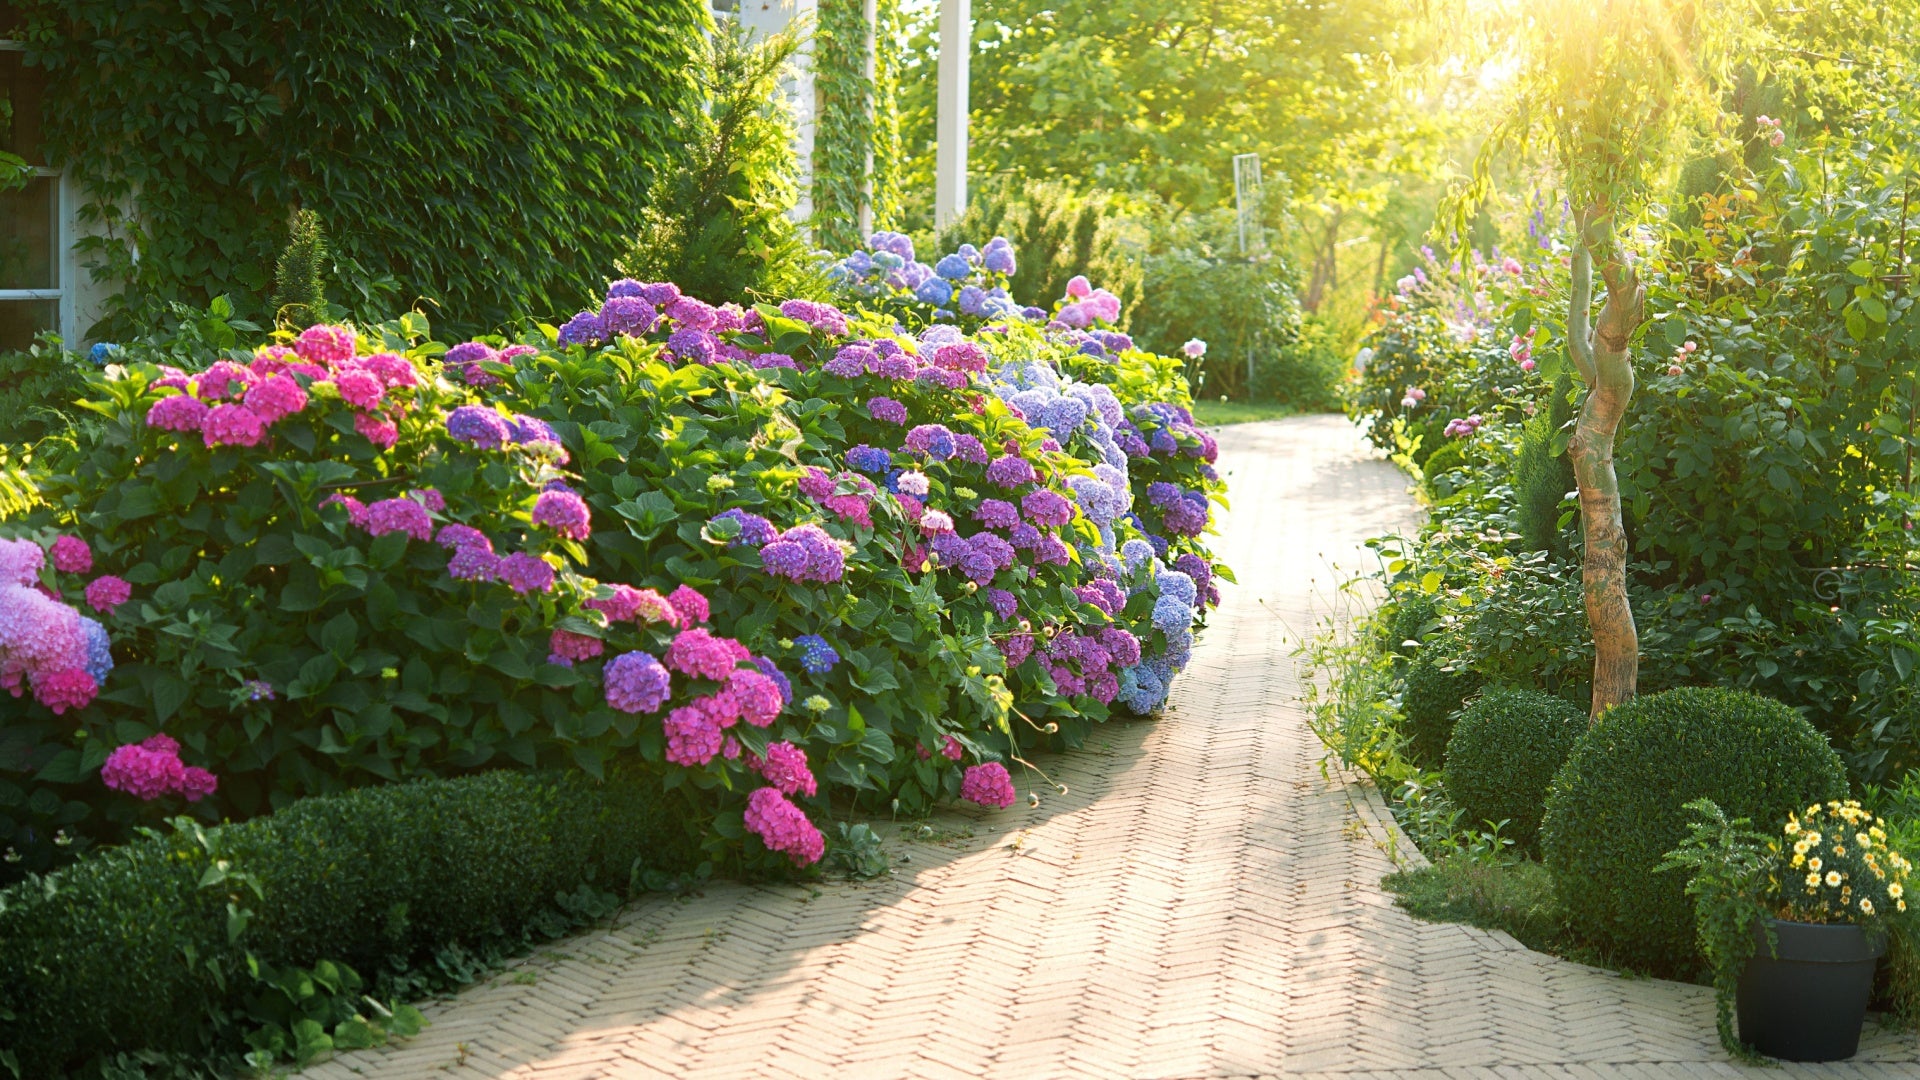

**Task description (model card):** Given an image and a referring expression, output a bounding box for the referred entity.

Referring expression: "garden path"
[308,416,1920,1080]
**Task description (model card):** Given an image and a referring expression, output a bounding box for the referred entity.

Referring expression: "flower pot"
[1736,918,1885,1062]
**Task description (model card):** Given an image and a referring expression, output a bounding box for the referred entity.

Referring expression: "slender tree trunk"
[1564,209,1644,719]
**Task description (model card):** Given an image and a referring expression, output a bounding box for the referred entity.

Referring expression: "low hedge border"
[0,767,694,1078]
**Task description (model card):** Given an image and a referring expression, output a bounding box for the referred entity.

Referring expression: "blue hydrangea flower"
[79,617,113,685]
[984,245,1016,275]
[794,634,840,674]
[88,342,118,366]
[935,253,973,280]
[915,278,954,307]
[1152,593,1192,634]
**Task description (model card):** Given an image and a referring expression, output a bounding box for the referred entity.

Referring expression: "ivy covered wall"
[10,1,711,337]
[811,0,903,251]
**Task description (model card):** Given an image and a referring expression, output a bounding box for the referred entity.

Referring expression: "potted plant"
[1664,798,1914,1062]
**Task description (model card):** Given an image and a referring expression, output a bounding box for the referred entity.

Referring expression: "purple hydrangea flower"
[557,310,607,347]
[868,397,908,425]
[600,295,657,337]
[605,651,672,714]
[497,551,556,594]
[447,405,511,449]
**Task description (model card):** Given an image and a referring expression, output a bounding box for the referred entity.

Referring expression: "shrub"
[1540,686,1849,974]
[0,767,689,1077]
[0,337,89,443]
[1400,651,1480,768]
[13,0,710,336]
[1445,687,1587,848]
[1375,592,1437,658]
[618,23,822,305]
[271,209,331,329]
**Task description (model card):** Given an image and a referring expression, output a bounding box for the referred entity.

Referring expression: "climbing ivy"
[10,1,711,338]
[812,0,903,250]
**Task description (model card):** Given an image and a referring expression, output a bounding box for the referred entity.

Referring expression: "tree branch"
[1567,241,1598,385]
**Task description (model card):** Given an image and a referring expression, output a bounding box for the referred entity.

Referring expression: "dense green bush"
[0,338,88,443]
[11,0,709,336]
[0,767,688,1077]
[1445,687,1587,848]
[1540,686,1848,974]
[1400,651,1480,768]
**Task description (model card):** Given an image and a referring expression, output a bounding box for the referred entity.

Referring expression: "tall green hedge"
[11,0,710,337]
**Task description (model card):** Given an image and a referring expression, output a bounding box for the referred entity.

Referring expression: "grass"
[1383,855,1581,957]
[1190,399,1321,426]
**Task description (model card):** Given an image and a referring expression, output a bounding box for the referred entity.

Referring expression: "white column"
[934,0,970,229]
[859,0,878,238]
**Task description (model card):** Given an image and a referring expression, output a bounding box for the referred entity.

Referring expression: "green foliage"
[619,24,823,305]
[1657,798,1791,1060]
[812,0,905,249]
[1384,854,1572,956]
[1445,687,1587,849]
[10,0,710,337]
[270,209,330,329]
[0,337,88,443]
[935,177,1147,318]
[1399,650,1480,770]
[0,767,687,1077]
[1540,686,1849,976]
[1509,376,1576,557]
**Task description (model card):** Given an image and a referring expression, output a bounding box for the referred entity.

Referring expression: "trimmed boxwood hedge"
[1444,686,1586,849]
[1400,650,1481,769]
[1540,686,1848,976]
[0,768,693,1077]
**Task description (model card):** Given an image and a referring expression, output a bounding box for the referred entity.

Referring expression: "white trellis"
[934,0,970,228]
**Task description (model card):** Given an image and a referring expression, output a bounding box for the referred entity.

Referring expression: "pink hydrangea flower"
[33,667,96,714]
[941,735,964,761]
[202,404,267,448]
[663,703,724,766]
[194,360,254,401]
[665,628,750,681]
[50,535,92,575]
[0,538,41,586]
[497,552,556,594]
[410,488,446,512]
[667,585,709,628]
[919,510,954,535]
[365,497,433,541]
[146,394,211,433]
[361,352,419,388]
[353,411,398,449]
[548,629,604,667]
[244,373,308,423]
[755,741,817,797]
[961,761,1017,808]
[334,368,385,410]
[296,324,357,365]
[743,786,825,866]
[320,493,371,528]
[727,668,784,727]
[531,490,592,540]
[85,575,131,614]
[101,738,185,800]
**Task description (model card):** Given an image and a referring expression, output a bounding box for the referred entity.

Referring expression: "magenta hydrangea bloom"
[1021,489,1073,527]
[334,368,385,410]
[756,741,817,797]
[447,546,500,582]
[365,497,434,542]
[50,535,91,575]
[667,585,710,628]
[868,396,908,424]
[195,360,254,401]
[295,324,356,365]
[604,651,671,713]
[32,667,95,714]
[319,493,370,528]
[354,411,398,450]
[548,629,604,667]
[362,352,420,388]
[85,575,132,614]
[0,538,42,586]
[179,766,219,802]
[744,786,826,866]
[244,374,308,423]
[941,734,965,761]
[435,523,490,551]
[146,394,210,433]
[202,404,267,449]
[961,762,1018,808]
[409,487,446,512]
[497,551,556,594]
[665,628,750,681]
[531,490,592,541]
[663,703,725,766]
[727,668,784,727]
[101,737,185,800]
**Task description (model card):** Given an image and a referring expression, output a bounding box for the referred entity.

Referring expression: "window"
[1,16,69,353]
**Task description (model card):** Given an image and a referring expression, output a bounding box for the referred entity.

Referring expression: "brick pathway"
[309,416,1919,1079]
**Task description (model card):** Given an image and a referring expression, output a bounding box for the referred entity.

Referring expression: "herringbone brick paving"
[307,416,1920,1078]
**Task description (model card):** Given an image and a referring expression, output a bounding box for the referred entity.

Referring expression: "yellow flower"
[1862,899,1875,915]
[1806,872,1822,889]
[1836,845,1848,857]
[1892,882,1905,899]
[1901,899,1908,913]
[1791,854,1806,869]
[1785,820,1802,835]
[1827,871,1844,887]
[1857,833,1873,848]
[1809,857,1824,872]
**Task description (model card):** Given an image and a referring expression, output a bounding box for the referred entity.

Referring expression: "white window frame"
[0,36,77,346]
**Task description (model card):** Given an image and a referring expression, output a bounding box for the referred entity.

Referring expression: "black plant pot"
[1736,918,1885,1062]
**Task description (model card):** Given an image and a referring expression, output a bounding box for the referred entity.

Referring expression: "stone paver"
[307,415,1920,1079]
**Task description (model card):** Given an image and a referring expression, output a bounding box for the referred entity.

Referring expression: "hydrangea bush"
[2,238,1227,878]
